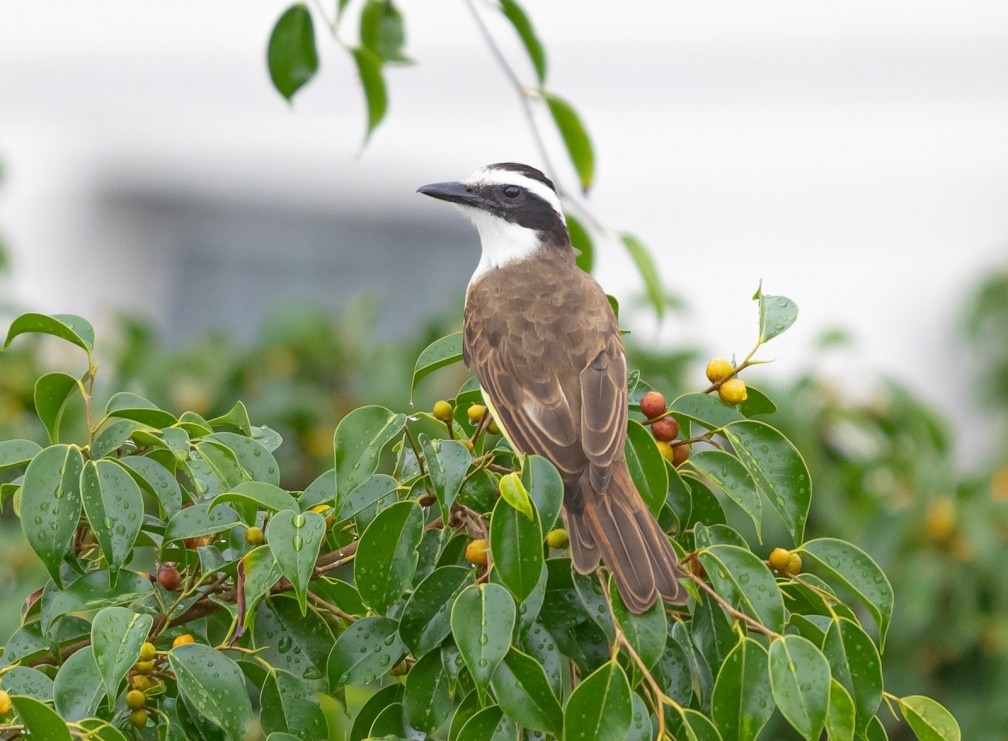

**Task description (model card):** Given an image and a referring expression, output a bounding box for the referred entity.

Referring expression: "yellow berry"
[309,504,334,527]
[546,529,569,549]
[487,418,501,436]
[245,526,265,546]
[656,441,674,464]
[0,690,10,715]
[133,660,155,675]
[467,404,487,425]
[139,641,157,662]
[126,689,146,710]
[460,440,474,453]
[131,675,152,692]
[172,634,195,649]
[389,660,409,677]
[465,538,489,566]
[433,400,453,422]
[768,547,791,573]
[706,357,734,384]
[718,378,748,406]
[129,709,148,729]
[785,553,803,576]
[924,497,955,542]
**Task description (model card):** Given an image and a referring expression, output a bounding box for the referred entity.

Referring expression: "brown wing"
[579,331,628,491]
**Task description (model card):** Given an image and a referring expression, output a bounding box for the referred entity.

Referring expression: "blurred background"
[2,0,1008,738]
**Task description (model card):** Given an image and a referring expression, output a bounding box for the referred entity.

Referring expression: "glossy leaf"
[610,574,666,671]
[208,400,252,435]
[624,419,668,516]
[490,648,563,736]
[164,503,240,544]
[400,565,471,657]
[253,597,333,684]
[682,709,724,741]
[421,435,470,513]
[333,405,406,498]
[0,439,41,472]
[53,647,102,721]
[451,583,515,702]
[521,454,563,533]
[900,695,961,741]
[268,509,327,615]
[259,669,328,740]
[672,392,744,430]
[3,311,94,353]
[90,418,147,459]
[822,617,883,732]
[41,570,152,632]
[710,637,773,741]
[205,431,280,484]
[267,4,319,101]
[620,233,666,321]
[106,391,176,428]
[457,705,517,741]
[768,635,831,740]
[490,496,544,602]
[359,0,409,63]
[544,93,593,192]
[1,666,53,700]
[118,455,182,517]
[20,444,84,586]
[355,500,424,614]
[500,0,546,83]
[351,685,403,741]
[800,538,894,649]
[627,692,653,741]
[169,643,254,741]
[10,696,71,741]
[80,459,144,585]
[91,606,154,709]
[351,46,387,141]
[411,332,464,397]
[723,420,811,543]
[687,449,762,536]
[34,372,79,443]
[211,481,298,518]
[563,660,632,741]
[826,679,856,741]
[567,213,593,273]
[738,386,777,417]
[498,471,534,520]
[336,472,397,523]
[404,650,455,734]
[753,284,799,343]
[328,615,405,688]
[698,544,785,633]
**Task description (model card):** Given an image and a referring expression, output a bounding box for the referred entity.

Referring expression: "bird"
[417,162,686,613]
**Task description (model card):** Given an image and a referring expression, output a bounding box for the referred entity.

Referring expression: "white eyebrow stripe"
[464,167,566,224]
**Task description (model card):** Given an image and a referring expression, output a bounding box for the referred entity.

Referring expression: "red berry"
[157,563,181,591]
[672,444,690,467]
[651,416,680,442]
[639,391,667,420]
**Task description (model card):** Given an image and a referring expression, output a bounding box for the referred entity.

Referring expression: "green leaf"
[710,637,774,741]
[91,606,154,710]
[0,439,41,472]
[400,565,472,657]
[421,435,470,514]
[627,692,653,741]
[336,473,398,524]
[351,46,388,141]
[351,685,403,740]
[567,213,593,273]
[118,455,182,517]
[169,643,254,741]
[211,481,298,519]
[624,419,668,516]
[686,450,762,536]
[252,597,333,684]
[355,500,424,614]
[164,503,240,545]
[9,696,71,741]
[682,709,724,741]
[457,705,517,741]
[328,615,405,688]
[498,471,534,520]
[106,391,176,428]
[359,0,409,63]
[723,420,811,543]
[451,583,515,703]
[610,574,666,672]
[260,669,328,740]
[768,635,831,740]
[672,392,744,430]
[1,667,53,700]
[20,444,84,586]
[490,648,563,736]
[267,509,327,615]
[404,650,456,734]
[206,431,280,485]
[77,720,129,741]
[900,695,961,741]
[53,647,102,721]
[499,0,546,84]
[826,679,856,741]
[822,617,883,732]
[800,538,894,649]
[3,312,94,353]
[80,459,144,585]
[522,454,563,533]
[333,405,406,498]
[753,284,799,343]
[41,570,153,632]
[243,548,284,629]
[208,401,252,435]
[490,496,544,602]
[411,332,464,397]
[267,4,319,101]
[543,93,593,192]
[698,544,785,633]
[620,233,665,321]
[738,386,777,417]
[34,372,80,443]
[563,660,632,741]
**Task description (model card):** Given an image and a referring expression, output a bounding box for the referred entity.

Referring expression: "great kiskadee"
[418,162,686,613]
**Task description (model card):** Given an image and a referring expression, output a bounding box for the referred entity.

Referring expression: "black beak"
[417,181,488,209]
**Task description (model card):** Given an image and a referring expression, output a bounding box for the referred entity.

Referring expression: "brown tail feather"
[575,465,686,613]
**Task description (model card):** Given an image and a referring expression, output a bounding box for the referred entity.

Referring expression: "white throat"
[464,208,541,286]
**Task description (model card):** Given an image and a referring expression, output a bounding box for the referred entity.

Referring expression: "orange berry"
[785,553,803,576]
[768,547,791,573]
[0,690,10,715]
[465,539,489,566]
[172,634,195,649]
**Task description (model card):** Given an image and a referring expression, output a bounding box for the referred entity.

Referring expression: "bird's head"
[418,162,570,278]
